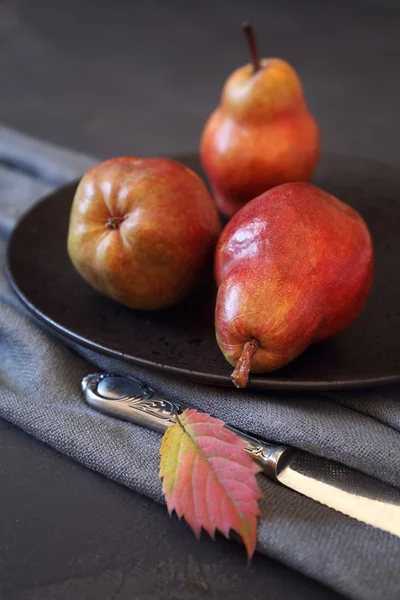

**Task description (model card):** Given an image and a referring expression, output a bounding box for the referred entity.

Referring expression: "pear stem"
[231,338,259,388]
[242,22,261,73]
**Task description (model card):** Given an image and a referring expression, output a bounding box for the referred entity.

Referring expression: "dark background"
[1,0,399,598]
[1,0,400,163]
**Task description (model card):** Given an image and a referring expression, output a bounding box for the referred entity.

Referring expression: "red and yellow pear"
[201,23,320,217]
[214,182,374,387]
[68,157,221,310]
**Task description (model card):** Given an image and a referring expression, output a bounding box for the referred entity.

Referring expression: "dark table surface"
[1,0,399,598]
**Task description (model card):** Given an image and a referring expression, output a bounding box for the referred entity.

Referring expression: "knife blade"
[82,372,400,538]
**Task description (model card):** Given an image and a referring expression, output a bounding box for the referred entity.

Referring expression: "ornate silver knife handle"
[82,372,184,432]
[82,373,291,480]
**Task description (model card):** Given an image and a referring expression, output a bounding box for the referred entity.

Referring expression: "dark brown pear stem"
[231,339,259,388]
[242,22,261,73]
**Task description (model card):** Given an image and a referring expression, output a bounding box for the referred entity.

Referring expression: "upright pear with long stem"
[201,23,320,217]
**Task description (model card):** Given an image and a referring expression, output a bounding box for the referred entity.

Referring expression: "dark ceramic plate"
[6,153,400,390]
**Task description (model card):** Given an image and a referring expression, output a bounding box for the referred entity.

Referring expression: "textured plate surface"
[6,153,400,390]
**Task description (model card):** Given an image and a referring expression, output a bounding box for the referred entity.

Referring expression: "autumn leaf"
[159,408,263,559]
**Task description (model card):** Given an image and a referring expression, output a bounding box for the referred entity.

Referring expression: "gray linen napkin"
[1,125,400,600]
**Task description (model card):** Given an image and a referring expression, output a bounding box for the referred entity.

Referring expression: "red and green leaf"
[159,408,263,559]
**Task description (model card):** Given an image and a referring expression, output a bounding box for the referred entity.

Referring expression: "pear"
[68,157,221,310]
[201,23,320,217]
[214,183,374,388]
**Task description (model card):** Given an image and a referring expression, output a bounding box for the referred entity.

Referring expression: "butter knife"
[82,372,400,538]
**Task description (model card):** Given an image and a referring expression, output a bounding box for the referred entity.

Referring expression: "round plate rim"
[5,179,400,392]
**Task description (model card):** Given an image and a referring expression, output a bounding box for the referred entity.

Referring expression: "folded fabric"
[1,125,400,600]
